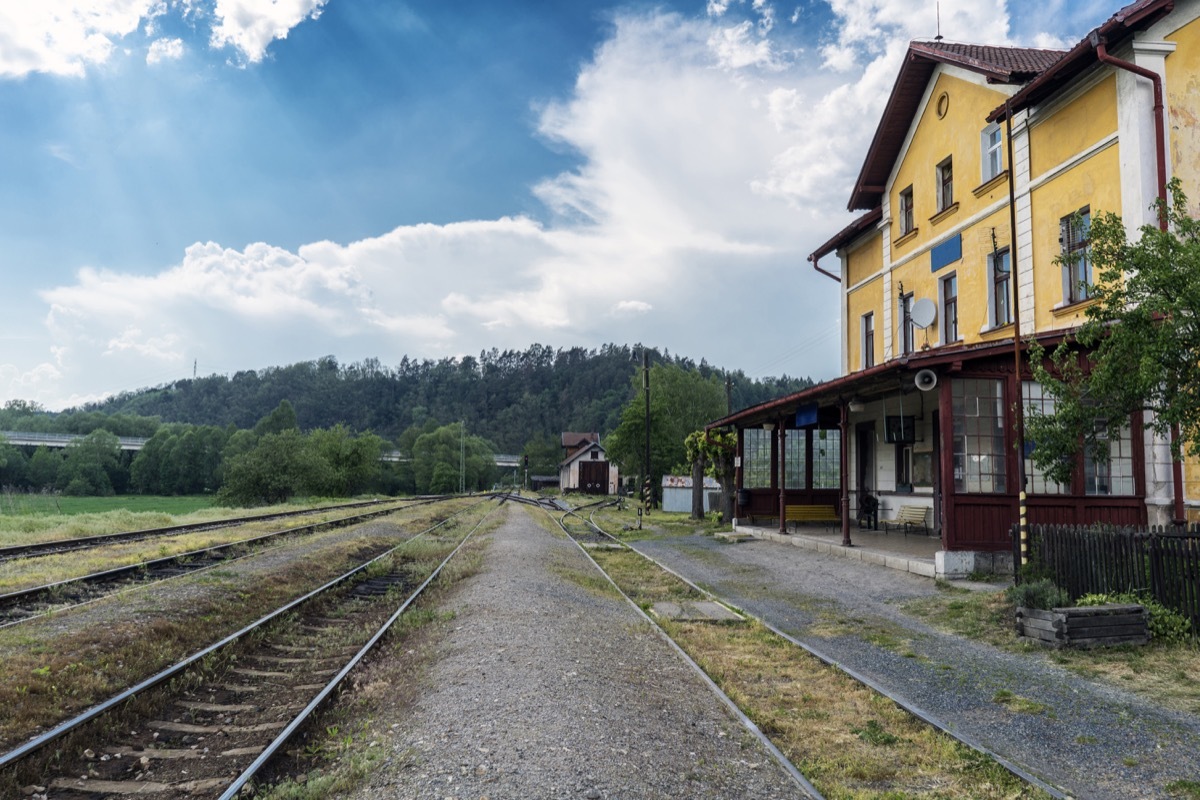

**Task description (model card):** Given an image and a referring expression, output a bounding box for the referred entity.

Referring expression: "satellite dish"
[910,297,937,329]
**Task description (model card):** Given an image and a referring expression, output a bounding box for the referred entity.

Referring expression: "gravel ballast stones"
[339,508,805,799]
[632,531,1200,800]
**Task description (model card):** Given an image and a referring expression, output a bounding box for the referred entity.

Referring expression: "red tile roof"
[848,41,1066,211]
[988,0,1175,122]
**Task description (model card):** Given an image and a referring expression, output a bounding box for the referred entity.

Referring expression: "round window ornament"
[936,92,950,119]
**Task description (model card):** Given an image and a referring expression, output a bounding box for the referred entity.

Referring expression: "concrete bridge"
[2,430,150,451]
[2,431,521,467]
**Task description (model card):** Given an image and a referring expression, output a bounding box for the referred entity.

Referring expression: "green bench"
[784,504,840,530]
[881,505,930,536]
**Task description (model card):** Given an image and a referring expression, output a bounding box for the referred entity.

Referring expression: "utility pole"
[643,349,651,514]
[460,421,465,494]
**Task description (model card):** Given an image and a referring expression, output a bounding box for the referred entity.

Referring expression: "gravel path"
[632,531,1200,800]
[338,507,806,799]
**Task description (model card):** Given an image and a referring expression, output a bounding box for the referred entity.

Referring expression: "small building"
[559,432,619,494]
[530,474,560,491]
[661,475,722,514]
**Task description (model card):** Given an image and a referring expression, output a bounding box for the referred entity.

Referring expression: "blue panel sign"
[795,403,819,427]
[930,233,962,272]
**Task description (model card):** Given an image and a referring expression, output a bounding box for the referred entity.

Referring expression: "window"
[896,444,912,490]
[1085,420,1135,496]
[952,378,1006,493]
[989,248,1011,327]
[898,186,914,235]
[812,429,841,489]
[941,273,959,344]
[743,428,772,488]
[1022,382,1066,495]
[784,434,807,490]
[1061,207,1091,304]
[899,291,914,355]
[937,156,953,211]
[861,312,875,369]
[981,123,1003,182]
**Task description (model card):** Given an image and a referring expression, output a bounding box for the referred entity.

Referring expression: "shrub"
[1005,578,1070,610]
[1075,591,1192,644]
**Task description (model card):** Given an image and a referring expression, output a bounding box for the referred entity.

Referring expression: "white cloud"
[0,0,154,77]
[10,2,1086,408]
[0,0,329,78]
[612,300,653,315]
[210,0,328,63]
[146,37,184,64]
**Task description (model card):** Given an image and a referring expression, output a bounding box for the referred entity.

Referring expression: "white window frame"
[984,248,1012,331]
[981,123,1003,182]
[898,186,914,235]
[861,311,875,369]
[1060,207,1092,305]
[936,156,953,211]
[939,272,959,345]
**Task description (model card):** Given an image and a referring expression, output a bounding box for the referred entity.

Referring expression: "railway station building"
[707,0,1200,577]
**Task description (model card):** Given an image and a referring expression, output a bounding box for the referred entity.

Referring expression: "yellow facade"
[844,230,883,287]
[846,271,883,370]
[890,73,1013,258]
[1029,75,1118,177]
[1028,142,1122,331]
[1166,14,1200,218]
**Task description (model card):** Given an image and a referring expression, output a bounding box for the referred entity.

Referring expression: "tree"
[27,447,61,490]
[219,430,332,505]
[253,399,299,437]
[1026,179,1200,483]
[57,430,122,496]
[411,422,496,494]
[685,429,737,522]
[606,363,726,503]
[309,425,385,495]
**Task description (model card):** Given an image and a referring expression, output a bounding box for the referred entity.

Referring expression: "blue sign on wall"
[795,403,819,427]
[931,233,962,272]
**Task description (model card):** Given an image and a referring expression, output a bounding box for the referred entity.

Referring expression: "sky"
[0,0,1117,411]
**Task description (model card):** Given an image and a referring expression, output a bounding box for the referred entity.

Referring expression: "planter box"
[1016,604,1149,649]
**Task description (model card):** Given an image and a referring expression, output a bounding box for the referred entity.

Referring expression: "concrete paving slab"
[650,600,745,622]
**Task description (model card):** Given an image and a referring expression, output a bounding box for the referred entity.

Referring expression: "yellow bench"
[881,505,930,536]
[784,504,840,530]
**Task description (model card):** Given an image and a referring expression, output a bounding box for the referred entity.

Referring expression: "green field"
[0,494,217,517]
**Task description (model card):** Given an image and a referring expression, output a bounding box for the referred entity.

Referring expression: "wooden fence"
[1014,524,1200,634]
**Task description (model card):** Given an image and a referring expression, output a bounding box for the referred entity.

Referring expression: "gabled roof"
[561,432,599,449]
[809,207,883,271]
[988,0,1176,122]
[849,41,1065,211]
[559,440,606,468]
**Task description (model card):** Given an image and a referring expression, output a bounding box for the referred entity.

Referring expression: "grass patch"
[903,589,1200,713]
[589,548,1048,799]
[0,501,488,755]
[991,689,1048,715]
[1167,779,1200,799]
[0,494,217,518]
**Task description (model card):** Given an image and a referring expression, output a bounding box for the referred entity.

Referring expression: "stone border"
[733,526,936,579]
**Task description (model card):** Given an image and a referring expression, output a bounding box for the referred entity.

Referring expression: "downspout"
[1092,36,1184,525]
[809,254,841,283]
[1005,99,1029,567]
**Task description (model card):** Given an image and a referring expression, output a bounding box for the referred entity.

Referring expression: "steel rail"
[540,500,825,800]
[0,502,419,629]
[0,498,401,563]
[219,498,498,798]
[614,530,1071,800]
[0,496,480,773]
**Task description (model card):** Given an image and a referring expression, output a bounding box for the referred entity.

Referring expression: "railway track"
[578,511,1068,800]
[0,498,433,564]
[0,498,495,799]
[0,499,444,629]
